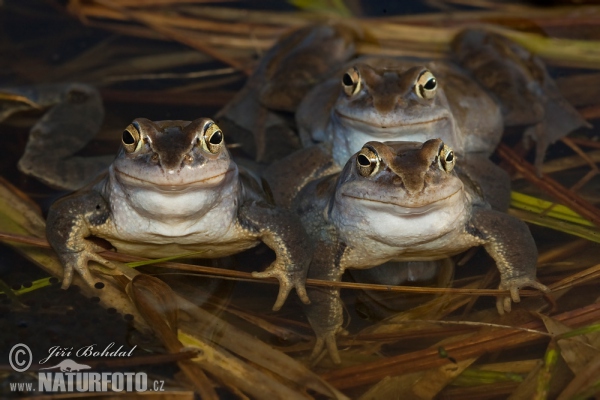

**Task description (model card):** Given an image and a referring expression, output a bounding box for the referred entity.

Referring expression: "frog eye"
[342,67,361,96]
[356,147,380,177]
[203,122,224,154]
[415,70,437,100]
[122,124,141,153]
[438,144,455,172]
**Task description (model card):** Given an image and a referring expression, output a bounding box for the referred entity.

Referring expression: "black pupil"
[342,73,354,87]
[122,130,135,145]
[424,78,436,90]
[209,130,223,145]
[446,152,454,162]
[357,154,371,166]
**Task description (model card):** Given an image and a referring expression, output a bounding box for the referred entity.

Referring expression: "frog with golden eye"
[216,25,587,210]
[45,118,312,311]
[294,139,549,363]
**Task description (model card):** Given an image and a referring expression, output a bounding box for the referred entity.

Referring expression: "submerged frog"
[45,118,311,311]
[1,83,112,190]
[295,139,549,363]
[215,23,358,163]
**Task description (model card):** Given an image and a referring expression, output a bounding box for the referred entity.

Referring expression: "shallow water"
[1,1,600,398]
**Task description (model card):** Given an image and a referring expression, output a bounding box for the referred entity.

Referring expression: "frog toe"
[59,250,114,290]
[295,283,310,306]
[253,267,308,311]
[310,332,341,365]
[496,296,512,315]
[60,265,75,289]
[497,277,549,314]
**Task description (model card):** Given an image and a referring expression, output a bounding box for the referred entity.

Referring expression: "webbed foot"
[59,248,117,289]
[252,264,310,311]
[496,277,550,314]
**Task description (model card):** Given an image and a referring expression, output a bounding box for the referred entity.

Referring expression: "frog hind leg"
[452,29,589,171]
[17,83,112,190]
[305,263,344,364]
[469,207,550,314]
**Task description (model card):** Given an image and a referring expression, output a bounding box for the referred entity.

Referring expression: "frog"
[237,25,587,210]
[45,117,312,311]
[264,56,513,211]
[294,139,549,363]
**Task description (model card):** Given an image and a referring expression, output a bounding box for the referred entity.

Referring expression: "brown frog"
[45,118,311,311]
[295,139,549,363]
[225,25,587,210]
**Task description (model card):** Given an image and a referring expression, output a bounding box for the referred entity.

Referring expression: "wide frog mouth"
[335,109,450,132]
[341,186,463,214]
[113,165,236,193]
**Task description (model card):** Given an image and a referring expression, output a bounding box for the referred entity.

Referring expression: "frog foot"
[252,265,310,311]
[59,249,117,290]
[310,331,341,365]
[496,277,550,315]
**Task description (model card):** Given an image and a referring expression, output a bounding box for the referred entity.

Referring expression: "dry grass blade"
[547,262,600,291]
[540,314,600,376]
[321,302,600,389]
[534,340,559,400]
[177,330,312,400]
[99,88,235,107]
[176,297,349,399]
[127,274,218,399]
[89,0,251,74]
[498,143,600,227]
[0,231,553,298]
[556,352,600,400]
[537,239,590,265]
[508,208,600,244]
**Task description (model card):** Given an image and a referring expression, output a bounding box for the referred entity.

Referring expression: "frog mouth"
[114,167,235,191]
[335,110,449,130]
[342,188,461,213]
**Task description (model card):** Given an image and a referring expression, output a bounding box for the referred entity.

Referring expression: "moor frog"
[294,139,549,363]
[45,118,311,311]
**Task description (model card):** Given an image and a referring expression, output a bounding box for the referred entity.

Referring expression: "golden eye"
[415,70,437,100]
[203,122,224,154]
[438,144,455,172]
[341,67,361,96]
[122,123,141,153]
[356,147,380,177]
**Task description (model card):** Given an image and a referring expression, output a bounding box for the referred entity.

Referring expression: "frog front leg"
[238,201,311,311]
[46,189,117,289]
[469,208,550,314]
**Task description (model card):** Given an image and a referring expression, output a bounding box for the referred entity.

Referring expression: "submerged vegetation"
[0,0,599,398]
